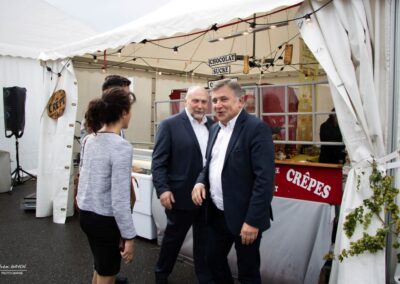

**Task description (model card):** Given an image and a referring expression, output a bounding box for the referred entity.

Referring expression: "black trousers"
[155,207,213,283]
[207,203,262,284]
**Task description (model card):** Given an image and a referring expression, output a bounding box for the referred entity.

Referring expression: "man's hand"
[192,183,206,206]
[240,223,259,245]
[160,191,175,209]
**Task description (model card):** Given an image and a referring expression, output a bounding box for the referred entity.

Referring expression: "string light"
[247,22,256,32]
[209,22,288,42]
[210,24,219,31]
[133,1,331,51]
[76,1,332,77]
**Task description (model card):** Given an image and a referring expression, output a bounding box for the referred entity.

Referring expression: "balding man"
[152,86,214,284]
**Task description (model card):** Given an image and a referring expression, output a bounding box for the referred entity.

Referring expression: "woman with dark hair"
[77,87,136,284]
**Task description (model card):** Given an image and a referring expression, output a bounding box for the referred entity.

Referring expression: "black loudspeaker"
[3,86,26,138]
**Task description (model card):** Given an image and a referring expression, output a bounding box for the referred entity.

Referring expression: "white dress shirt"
[185,108,208,166]
[209,110,242,210]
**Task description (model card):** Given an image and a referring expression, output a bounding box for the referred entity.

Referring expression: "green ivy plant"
[327,160,400,262]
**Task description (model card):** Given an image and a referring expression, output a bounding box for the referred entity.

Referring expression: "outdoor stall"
[150,79,344,283]
[1,0,398,283]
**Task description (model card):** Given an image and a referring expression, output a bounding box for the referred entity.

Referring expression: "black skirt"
[79,209,122,276]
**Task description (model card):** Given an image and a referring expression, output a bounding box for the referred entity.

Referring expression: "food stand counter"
[152,159,342,283]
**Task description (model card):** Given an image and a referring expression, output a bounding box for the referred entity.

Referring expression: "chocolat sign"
[208,53,236,67]
[274,163,343,205]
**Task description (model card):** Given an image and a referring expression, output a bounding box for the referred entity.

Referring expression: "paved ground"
[0,180,197,284]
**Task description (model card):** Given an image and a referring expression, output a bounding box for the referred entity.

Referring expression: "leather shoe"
[155,273,168,284]
[115,275,129,284]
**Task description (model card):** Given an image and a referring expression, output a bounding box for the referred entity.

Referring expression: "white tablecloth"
[152,193,334,284]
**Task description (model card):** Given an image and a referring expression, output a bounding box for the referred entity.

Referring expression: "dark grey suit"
[152,110,214,283]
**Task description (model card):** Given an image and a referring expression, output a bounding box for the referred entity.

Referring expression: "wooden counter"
[275,159,343,168]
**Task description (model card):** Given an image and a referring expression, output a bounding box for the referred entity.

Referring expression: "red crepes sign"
[274,161,343,205]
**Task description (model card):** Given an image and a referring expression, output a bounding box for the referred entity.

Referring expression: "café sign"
[208,53,236,67]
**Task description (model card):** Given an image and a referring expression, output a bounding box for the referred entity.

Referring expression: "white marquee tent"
[0,0,97,173]
[1,0,399,283]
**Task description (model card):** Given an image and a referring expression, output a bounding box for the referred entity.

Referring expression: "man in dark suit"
[152,86,214,284]
[192,80,274,284]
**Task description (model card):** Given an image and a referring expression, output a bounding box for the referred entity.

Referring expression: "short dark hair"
[102,75,131,91]
[212,79,244,98]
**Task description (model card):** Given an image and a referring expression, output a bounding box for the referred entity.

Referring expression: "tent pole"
[387,0,400,283]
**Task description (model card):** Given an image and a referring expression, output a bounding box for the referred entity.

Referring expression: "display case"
[132,148,156,239]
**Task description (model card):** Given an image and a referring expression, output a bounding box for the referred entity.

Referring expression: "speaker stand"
[10,138,36,191]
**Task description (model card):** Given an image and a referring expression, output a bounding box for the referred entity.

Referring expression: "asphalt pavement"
[0,180,197,284]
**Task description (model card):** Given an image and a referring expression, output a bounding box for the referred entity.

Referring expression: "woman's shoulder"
[109,135,132,152]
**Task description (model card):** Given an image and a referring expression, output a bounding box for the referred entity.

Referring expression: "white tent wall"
[36,60,78,223]
[390,0,400,281]
[0,0,99,221]
[297,0,394,283]
[0,56,45,173]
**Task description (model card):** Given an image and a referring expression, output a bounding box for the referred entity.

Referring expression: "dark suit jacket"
[152,111,214,210]
[197,110,275,235]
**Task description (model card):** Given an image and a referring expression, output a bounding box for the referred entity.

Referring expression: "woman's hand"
[120,239,134,264]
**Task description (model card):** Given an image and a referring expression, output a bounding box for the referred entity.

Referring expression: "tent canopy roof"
[40,0,303,61]
[0,0,97,59]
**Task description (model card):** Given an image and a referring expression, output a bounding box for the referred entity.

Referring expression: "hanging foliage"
[326,160,400,262]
